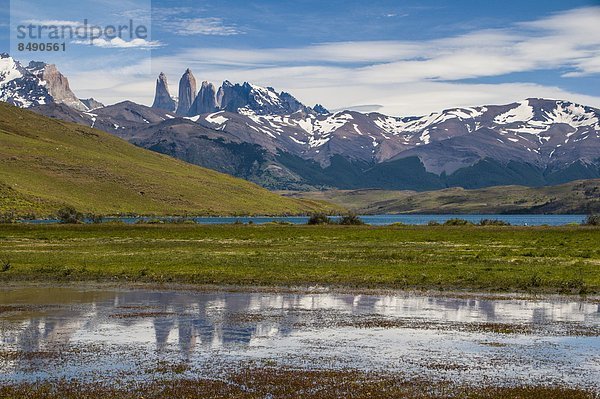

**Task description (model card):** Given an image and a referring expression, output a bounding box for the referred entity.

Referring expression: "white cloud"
[152,8,243,36]
[67,58,155,104]
[321,82,600,116]
[563,56,600,77]
[170,42,423,66]
[73,37,163,49]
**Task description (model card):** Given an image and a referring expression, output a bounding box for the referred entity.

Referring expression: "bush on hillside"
[57,206,84,224]
[0,211,16,224]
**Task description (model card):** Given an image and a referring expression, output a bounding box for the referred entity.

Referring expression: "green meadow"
[1,223,598,294]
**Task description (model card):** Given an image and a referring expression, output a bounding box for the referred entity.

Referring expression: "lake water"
[24,214,588,226]
[1,287,598,390]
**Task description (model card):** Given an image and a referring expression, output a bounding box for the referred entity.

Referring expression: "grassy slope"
[1,224,598,294]
[0,103,340,216]
[284,180,600,214]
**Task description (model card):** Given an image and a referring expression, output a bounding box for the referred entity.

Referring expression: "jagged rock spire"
[188,81,218,116]
[176,68,197,116]
[152,72,176,112]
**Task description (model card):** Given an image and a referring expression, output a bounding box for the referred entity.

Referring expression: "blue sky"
[1,0,600,115]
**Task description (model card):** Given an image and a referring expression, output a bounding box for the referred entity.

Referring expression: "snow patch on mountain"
[446,107,486,120]
[372,107,483,135]
[419,130,431,145]
[498,101,600,137]
[0,55,23,84]
[544,102,598,128]
[234,111,356,148]
[205,111,228,126]
[494,101,534,124]
[310,113,353,135]
[249,84,282,107]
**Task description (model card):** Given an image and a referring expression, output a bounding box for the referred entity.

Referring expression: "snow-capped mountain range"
[2,54,599,190]
[196,98,599,172]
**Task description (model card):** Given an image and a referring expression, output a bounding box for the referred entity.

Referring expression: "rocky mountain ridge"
[2,54,599,191]
[153,69,324,118]
[0,53,93,111]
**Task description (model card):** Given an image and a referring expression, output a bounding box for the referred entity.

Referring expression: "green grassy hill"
[285,180,600,215]
[0,103,339,217]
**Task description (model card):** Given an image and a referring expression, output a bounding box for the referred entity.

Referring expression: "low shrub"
[338,213,365,225]
[479,219,511,226]
[307,213,333,225]
[444,218,472,226]
[143,219,165,225]
[56,206,84,224]
[584,214,600,226]
[427,221,441,226]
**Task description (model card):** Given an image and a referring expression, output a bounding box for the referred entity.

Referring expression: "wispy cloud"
[23,19,82,27]
[165,17,242,36]
[384,13,409,18]
[153,7,243,36]
[162,6,600,79]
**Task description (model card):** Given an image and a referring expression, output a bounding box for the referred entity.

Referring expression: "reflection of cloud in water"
[1,288,599,385]
[2,290,600,353]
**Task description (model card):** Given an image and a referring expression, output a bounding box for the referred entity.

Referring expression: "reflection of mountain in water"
[1,289,598,371]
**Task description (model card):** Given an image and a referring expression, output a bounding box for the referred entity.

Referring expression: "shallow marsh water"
[0,287,598,391]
